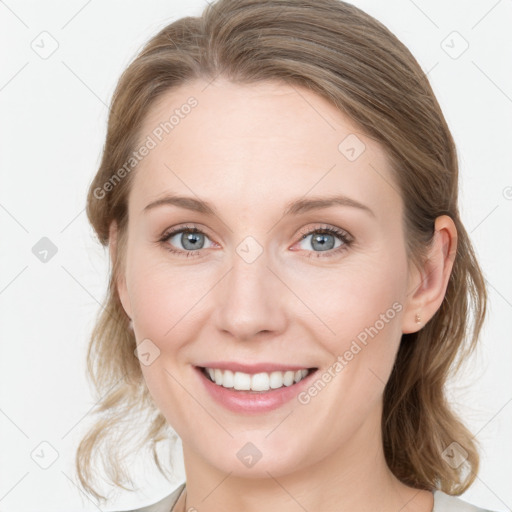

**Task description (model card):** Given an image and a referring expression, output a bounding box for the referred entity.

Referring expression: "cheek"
[126,247,209,342]
[290,256,407,442]
[125,250,208,430]
[300,253,407,355]
[298,262,407,423]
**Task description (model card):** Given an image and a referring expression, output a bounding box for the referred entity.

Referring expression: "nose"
[213,246,288,341]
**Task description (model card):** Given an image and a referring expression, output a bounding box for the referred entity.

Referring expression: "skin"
[110,78,457,512]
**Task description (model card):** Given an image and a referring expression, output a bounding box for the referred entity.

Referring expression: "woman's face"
[115,78,419,478]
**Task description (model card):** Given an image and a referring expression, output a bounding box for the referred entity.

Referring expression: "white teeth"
[283,371,294,386]
[233,371,251,390]
[269,371,284,389]
[204,367,311,391]
[222,369,234,388]
[251,372,270,391]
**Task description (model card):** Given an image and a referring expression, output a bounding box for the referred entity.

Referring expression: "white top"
[115,483,498,512]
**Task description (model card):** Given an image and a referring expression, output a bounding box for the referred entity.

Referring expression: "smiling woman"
[75,1,494,511]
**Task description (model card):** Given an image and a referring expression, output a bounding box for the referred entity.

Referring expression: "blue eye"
[159,225,214,256]
[158,224,352,258]
[295,226,352,258]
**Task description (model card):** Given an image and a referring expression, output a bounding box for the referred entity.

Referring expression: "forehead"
[129,78,401,220]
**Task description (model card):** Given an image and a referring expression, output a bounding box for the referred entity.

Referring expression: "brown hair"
[76,0,487,503]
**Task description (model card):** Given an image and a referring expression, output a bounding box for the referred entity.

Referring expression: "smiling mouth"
[198,366,318,392]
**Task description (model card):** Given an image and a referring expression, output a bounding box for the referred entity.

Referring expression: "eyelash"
[297,225,352,258]
[157,223,353,259]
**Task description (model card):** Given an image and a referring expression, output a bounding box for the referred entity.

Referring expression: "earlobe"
[401,215,457,334]
[109,221,132,320]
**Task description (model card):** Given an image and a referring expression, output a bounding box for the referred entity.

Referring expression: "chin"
[196,434,313,479]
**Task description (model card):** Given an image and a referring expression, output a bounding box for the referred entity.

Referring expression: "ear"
[109,220,132,320]
[401,215,457,334]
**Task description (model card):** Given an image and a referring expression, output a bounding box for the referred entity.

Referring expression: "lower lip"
[194,366,318,414]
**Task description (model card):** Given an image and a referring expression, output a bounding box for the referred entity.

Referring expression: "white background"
[0,1,511,511]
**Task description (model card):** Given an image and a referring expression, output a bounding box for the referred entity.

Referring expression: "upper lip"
[196,362,317,374]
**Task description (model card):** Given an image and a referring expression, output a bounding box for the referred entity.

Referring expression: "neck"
[179,405,433,512]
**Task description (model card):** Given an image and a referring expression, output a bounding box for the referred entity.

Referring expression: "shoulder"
[433,490,499,512]
[113,482,186,512]
[113,486,499,512]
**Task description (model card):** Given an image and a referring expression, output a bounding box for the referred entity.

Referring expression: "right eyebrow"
[143,195,217,215]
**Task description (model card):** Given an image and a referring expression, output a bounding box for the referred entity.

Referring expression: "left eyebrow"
[283,195,376,218]
[142,193,375,218]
